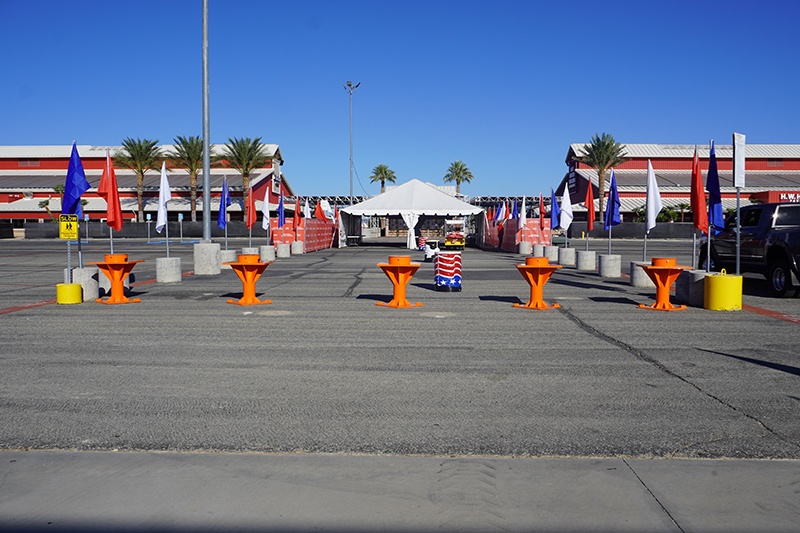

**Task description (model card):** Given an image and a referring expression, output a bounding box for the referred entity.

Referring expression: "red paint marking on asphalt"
[1,271,194,314]
[742,304,800,325]
[0,299,58,315]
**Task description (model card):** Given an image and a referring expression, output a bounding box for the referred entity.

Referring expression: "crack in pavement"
[623,458,685,533]
[557,305,800,454]
[344,268,366,298]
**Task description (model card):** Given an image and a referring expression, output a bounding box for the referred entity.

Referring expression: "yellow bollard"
[56,283,83,304]
[704,269,742,310]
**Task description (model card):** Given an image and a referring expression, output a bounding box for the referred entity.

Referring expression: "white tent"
[342,179,483,249]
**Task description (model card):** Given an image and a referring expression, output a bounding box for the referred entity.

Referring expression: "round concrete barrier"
[518,241,532,255]
[220,249,237,269]
[533,244,545,257]
[56,283,82,304]
[598,254,621,277]
[630,261,655,287]
[544,245,559,263]
[276,243,291,258]
[71,266,99,301]
[676,269,706,308]
[291,241,304,255]
[156,257,182,284]
[260,245,276,262]
[193,242,221,275]
[576,250,596,271]
[558,247,576,267]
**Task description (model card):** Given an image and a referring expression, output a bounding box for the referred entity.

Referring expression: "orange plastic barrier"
[637,257,690,311]
[89,254,144,305]
[376,256,422,308]
[223,254,273,306]
[513,256,562,310]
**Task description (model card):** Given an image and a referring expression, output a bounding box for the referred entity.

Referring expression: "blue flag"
[217,177,231,229]
[62,143,90,218]
[604,169,621,231]
[511,199,518,219]
[550,188,560,230]
[278,195,285,227]
[706,141,725,234]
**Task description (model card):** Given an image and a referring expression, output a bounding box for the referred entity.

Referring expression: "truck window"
[742,208,762,227]
[775,205,800,226]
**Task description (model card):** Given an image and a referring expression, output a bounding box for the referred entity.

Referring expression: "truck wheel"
[769,257,795,297]
[699,246,719,271]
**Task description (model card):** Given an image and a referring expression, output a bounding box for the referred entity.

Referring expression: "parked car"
[699,202,800,296]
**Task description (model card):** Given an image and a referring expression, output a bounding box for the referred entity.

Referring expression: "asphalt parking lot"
[1,236,799,531]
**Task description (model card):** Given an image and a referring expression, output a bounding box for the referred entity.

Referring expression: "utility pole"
[343,81,360,205]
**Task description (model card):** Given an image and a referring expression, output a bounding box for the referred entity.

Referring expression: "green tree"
[631,205,646,223]
[166,135,209,222]
[115,138,162,222]
[219,137,271,212]
[443,160,474,196]
[575,133,628,224]
[675,202,690,223]
[369,164,396,194]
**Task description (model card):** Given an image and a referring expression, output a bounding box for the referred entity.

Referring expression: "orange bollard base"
[638,258,690,312]
[224,254,273,306]
[514,257,562,310]
[89,254,143,305]
[376,256,423,309]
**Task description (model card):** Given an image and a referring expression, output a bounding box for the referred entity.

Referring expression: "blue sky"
[1,0,798,197]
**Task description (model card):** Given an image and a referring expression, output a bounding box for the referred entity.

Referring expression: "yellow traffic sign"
[59,214,78,240]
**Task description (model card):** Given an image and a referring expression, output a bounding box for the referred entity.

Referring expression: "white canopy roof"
[342,179,482,217]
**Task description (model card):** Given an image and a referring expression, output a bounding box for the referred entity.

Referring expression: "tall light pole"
[201,0,211,241]
[343,81,360,205]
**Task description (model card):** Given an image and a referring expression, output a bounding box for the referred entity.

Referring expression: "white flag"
[518,196,527,230]
[560,185,573,230]
[645,159,663,234]
[261,189,271,231]
[304,198,311,219]
[156,162,171,233]
[320,199,333,221]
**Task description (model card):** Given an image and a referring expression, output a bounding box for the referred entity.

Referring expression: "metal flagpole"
[707,140,713,273]
[165,220,170,258]
[608,226,611,255]
[643,232,647,262]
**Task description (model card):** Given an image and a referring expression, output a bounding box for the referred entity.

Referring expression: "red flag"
[539,192,544,231]
[585,180,595,232]
[690,146,708,234]
[293,196,300,227]
[97,149,123,231]
[246,187,256,229]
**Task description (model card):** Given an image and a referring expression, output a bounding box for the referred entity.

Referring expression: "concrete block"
[156,257,182,284]
[598,254,621,277]
[558,247,576,267]
[576,250,596,271]
[193,242,221,275]
[544,245,559,263]
[260,245,276,262]
[533,244,545,257]
[277,243,291,258]
[220,249,237,269]
[71,266,99,301]
[518,241,532,255]
[630,261,655,287]
[241,247,259,256]
[676,269,707,308]
[291,241,304,255]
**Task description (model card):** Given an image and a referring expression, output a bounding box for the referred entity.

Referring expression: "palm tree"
[369,164,396,194]
[219,137,271,213]
[443,160,474,196]
[575,133,628,224]
[676,202,690,223]
[115,138,162,222]
[166,135,209,222]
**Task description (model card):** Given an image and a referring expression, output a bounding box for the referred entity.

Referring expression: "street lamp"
[343,81,360,205]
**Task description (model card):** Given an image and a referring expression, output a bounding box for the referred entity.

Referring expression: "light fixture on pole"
[343,81,360,205]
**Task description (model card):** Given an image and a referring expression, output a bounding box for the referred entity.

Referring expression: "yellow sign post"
[59,215,78,240]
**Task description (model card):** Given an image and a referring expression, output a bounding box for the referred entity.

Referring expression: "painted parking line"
[742,304,800,325]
